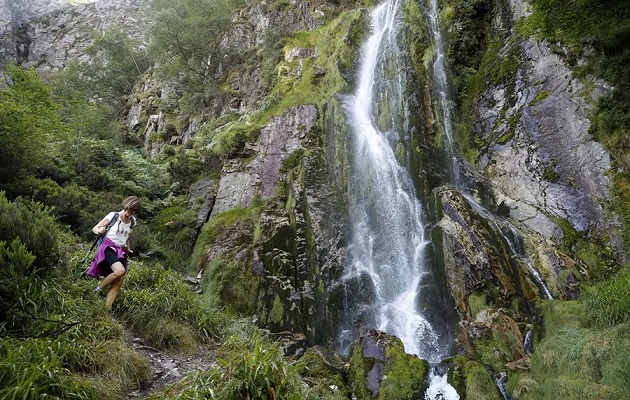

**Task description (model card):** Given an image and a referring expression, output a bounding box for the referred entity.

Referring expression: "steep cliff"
[0,0,145,73]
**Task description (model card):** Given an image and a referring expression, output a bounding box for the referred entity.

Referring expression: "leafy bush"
[154,200,198,267]
[0,239,38,333]
[147,0,244,91]
[0,192,72,273]
[83,27,151,108]
[167,147,222,192]
[0,65,67,189]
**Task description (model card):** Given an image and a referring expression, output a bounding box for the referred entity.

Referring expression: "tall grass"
[115,261,232,349]
[149,331,308,400]
[507,276,630,399]
[584,266,630,328]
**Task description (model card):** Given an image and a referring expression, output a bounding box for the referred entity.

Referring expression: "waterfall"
[340,3,459,399]
[425,0,554,301]
[426,0,459,184]
[342,0,448,362]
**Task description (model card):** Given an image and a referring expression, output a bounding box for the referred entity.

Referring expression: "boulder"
[348,328,429,400]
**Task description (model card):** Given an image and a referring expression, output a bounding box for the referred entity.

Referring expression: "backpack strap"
[130,215,136,228]
[96,212,119,246]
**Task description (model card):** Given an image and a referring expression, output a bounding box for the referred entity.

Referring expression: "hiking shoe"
[92,287,104,297]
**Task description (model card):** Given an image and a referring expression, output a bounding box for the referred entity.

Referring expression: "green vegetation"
[151,332,308,399]
[0,65,67,186]
[508,298,630,399]
[147,0,245,93]
[450,357,501,400]
[265,9,367,114]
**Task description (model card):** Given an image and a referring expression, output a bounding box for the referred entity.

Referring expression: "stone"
[188,179,216,227]
[348,328,429,399]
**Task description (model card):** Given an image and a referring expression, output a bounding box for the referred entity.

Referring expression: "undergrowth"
[507,266,630,399]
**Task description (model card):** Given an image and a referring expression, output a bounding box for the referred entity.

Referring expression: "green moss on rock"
[348,330,429,399]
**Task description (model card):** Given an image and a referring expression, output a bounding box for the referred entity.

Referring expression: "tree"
[147,0,244,91]
[0,65,66,186]
[83,27,151,108]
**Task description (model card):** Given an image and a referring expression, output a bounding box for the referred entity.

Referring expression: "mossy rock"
[348,329,429,399]
[297,345,350,398]
[449,356,502,400]
[458,309,526,373]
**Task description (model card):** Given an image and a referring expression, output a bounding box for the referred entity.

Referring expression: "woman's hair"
[122,196,141,213]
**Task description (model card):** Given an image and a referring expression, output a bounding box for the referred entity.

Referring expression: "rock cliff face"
[0,0,145,73]
[0,1,16,63]
[431,0,622,387]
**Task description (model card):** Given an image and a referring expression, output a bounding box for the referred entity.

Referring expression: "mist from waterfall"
[340,0,451,365]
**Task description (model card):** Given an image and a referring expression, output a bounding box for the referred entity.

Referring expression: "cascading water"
[426,0,459,185]
[339,0,458,397]
[342,0,444,361]
[426,0,553,301]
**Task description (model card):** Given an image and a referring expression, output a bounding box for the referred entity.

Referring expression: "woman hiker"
[86,196,141,307]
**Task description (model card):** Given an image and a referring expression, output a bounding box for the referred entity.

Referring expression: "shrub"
[154,199,198,267]
[0,65,67,188]
[0,192,72,274]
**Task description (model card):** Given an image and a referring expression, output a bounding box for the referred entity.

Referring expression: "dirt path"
[126,336,215,399]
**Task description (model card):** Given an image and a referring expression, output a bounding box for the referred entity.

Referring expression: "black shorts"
[101,248,128,277]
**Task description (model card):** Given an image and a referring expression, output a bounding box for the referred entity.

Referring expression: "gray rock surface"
[210,105,317,217]
[1,0,146,73]
[0,1,16,63]
[188,179,216,227]
[475,19,611,241]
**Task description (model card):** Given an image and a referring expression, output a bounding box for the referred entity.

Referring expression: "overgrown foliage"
[147,0,244,93]
[149,331,308,400]
[115,261,231,349]
[0,65,67,187]
[507,298,630,399]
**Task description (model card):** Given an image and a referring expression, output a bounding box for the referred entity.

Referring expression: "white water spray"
[343,0,447,363]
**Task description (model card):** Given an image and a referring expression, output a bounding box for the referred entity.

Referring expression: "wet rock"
[448,356,502,400]
[348,328,428,400]
[435,187,540,315]
[297,345,350,397]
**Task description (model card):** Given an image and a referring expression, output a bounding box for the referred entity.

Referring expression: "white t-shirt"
[104,212,133,247]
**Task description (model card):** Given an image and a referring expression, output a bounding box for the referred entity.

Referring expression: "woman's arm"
[92,217,111,235]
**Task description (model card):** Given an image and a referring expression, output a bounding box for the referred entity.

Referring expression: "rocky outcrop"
[195,99,349,347]
[0,0,146,73]
[188,179,216,228]
[467,0,615,249]
[348,328,429,399]
[0,1,16,64]
[210,105,316,216]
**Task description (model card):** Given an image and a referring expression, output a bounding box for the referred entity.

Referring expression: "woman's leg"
[98,262,126,291]
[105,273,125,307]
